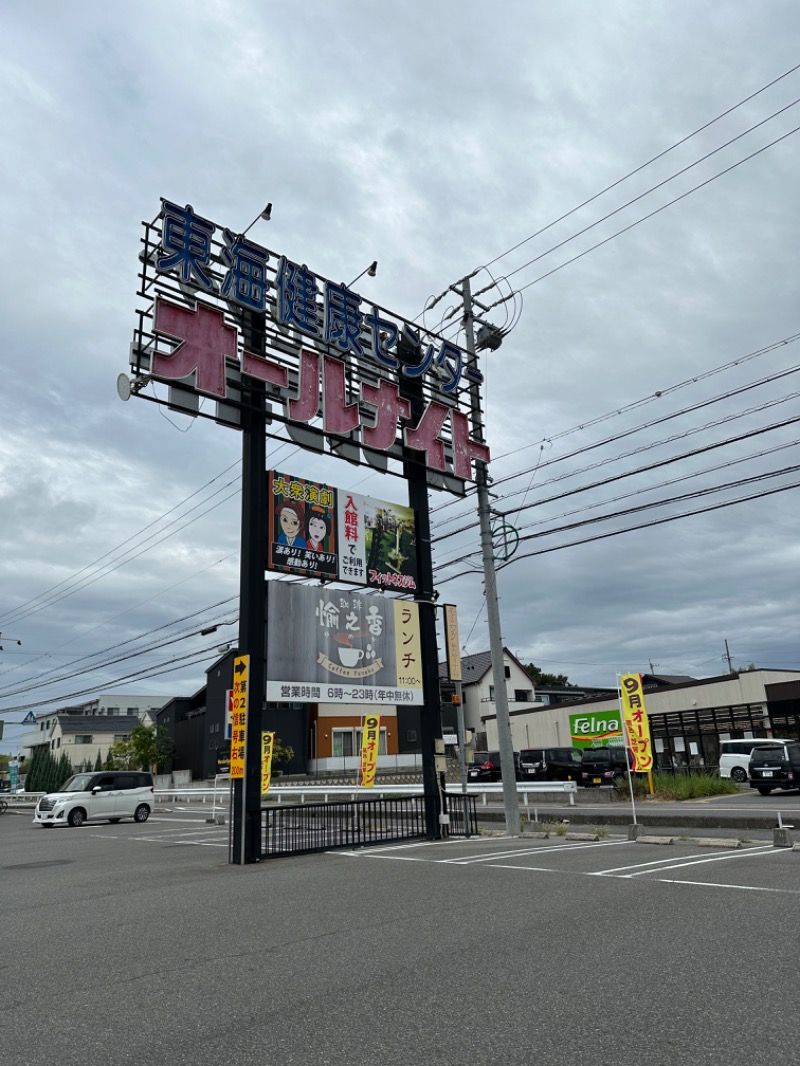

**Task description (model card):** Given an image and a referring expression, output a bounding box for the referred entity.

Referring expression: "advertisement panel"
[569,710,624,749]
[358,714,381,787]
[267,471,337,579]
[338,492,417,590]
[619,673,655,772]
[266,471,417,590]
[265,583,423,705]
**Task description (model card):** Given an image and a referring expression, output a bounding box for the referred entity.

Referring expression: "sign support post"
[232,314,268,865]
[402,363,444,839]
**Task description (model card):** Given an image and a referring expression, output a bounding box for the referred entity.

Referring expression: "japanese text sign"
[265,582,423,705]
[267,471,338,580]
[261,731,275,795]
[230,655,249,780]
[130,201,491,489]
[443,604,461,681]
[267,471,418,590]
[619,673,654,772]
[358,714,381,788]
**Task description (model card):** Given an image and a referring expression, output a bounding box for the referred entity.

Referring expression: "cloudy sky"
[2,1,799,752]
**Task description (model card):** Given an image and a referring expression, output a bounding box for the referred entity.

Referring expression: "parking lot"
[4,807,800,1066]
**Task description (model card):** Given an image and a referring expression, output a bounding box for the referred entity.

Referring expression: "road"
[3,806,800,1065]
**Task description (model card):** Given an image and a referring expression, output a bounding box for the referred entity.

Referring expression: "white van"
[34,770,154,828]
[718,739,791,783]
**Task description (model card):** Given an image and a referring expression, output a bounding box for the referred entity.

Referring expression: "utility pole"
[461,275,520,836]
[724,639,734,675]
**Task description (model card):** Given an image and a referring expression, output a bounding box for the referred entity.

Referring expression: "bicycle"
[0,797,8,815]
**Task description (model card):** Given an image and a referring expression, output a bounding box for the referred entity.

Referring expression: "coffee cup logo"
[338,646,365,667]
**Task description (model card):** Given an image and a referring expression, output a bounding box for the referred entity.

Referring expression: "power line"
[479,62,800,276]
[429,331,800,530]
[0,647,225,715]
[0,460,241,627]
[0,599,238,701]
[431,362,800,540]
[481,96,800,294]
[0,481,241,628]
[435,474,800,582]
[486,121,800,308]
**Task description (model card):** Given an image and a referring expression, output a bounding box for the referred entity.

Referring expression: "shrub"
[613,770,741,801]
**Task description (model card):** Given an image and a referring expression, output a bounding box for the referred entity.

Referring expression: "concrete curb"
[683,837,742,848]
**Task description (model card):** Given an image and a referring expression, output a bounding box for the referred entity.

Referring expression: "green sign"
[569,711,624,749]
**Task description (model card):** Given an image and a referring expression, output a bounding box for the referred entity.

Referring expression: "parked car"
[580,746,633,786]
[749,741,800,795]
[469,751,490,768]
[519,747,583,782]
[33,771,154,828]
[718,737,792,783]
[467,750,521,782]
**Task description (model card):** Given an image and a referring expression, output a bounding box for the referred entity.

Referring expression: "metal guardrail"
[152,781,577,806]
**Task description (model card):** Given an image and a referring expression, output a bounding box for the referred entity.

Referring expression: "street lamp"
[241,203,272,237]
[348,261,378,287]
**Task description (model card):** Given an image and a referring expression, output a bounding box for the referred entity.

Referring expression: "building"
[438,648,614,748]
[18,694,167,769]
[480,669,800,768]
[158,651,433,780]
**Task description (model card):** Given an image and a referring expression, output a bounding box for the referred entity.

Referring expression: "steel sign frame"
[129,202,491,494]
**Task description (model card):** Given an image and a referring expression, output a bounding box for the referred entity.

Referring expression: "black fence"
[443,791,478,837]
[260,793,479,859]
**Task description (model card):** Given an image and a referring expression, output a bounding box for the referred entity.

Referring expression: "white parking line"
[620,846,784,878]
[443,839,631,864]
[654,878,800,894]
[591,845,774,876]
[130,831,227,848]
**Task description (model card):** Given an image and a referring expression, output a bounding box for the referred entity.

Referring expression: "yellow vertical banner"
[230,655,249,780]
[620,672,654,772]
[261,731,275,795]
[359,713,381,787]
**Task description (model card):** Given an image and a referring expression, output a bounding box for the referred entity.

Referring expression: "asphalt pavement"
[3,805,800,1066]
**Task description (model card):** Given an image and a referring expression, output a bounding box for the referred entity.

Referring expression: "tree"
[26,747,67,792]
[273,737,294,767]
[106,725,174,772]
[94,750,103,771]
[56,752,74,789]
[523,663,571,687]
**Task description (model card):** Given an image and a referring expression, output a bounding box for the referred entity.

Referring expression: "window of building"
[106,707,120,716]
[514,689,532,703]
[127,707,138,714]
[114,734,129,742]
[504,665,511,678]
[75,735,93,744]
[489,685,495,701]
[332,728,387,758]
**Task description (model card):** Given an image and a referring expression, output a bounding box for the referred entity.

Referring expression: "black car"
[749,741,800,795]
[467,750,522,782]
[519,747,583,782]
[580,746,633,786]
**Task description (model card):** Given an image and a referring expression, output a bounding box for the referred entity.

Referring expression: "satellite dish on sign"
[116,373,132,402]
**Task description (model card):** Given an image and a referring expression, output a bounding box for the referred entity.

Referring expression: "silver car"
[34,771,154,828]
